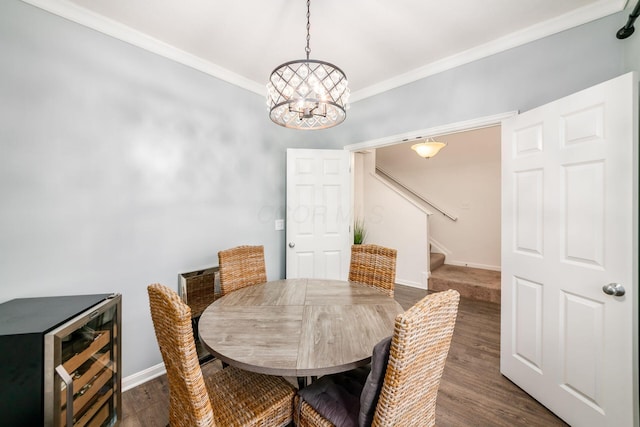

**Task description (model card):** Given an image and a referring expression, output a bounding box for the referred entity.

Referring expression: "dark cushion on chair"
[298,367,369,427]
[359,336,392,427]
[296,336,392,427]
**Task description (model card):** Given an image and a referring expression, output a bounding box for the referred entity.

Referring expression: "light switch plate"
[275,219,284,230]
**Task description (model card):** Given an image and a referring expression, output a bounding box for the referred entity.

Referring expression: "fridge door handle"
[55,365,74,427]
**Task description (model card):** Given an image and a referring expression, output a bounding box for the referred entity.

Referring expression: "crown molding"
[21,0,624,103]
[20,0,266,96]
[348,0,626,102]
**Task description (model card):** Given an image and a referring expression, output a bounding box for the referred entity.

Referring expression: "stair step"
[429,264,501,304]
[430,252,445,272]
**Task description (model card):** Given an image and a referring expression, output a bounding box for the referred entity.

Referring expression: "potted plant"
[354,218,367,244]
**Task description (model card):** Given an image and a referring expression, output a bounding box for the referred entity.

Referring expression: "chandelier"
[411,138,447,159]
[266,0,350,130]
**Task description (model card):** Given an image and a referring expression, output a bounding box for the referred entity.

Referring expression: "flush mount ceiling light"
[411,138,447,159]
[266,0,350,130]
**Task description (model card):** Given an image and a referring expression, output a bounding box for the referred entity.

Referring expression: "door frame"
[344,111,516,286]
[343,111,517,152]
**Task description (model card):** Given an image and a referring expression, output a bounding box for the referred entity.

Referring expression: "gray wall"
[0,0,635,380]
[0,0,337,377]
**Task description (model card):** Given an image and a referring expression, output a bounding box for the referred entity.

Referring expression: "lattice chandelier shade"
[267,60,349,129]
[266,0,349,130]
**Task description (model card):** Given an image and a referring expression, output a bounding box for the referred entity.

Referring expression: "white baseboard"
[396,278,427,290]
[122,362,166,392]
[444,260,501,271]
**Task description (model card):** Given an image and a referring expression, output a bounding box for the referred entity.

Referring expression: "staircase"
[429,251,501,304]
[372,169,501,303]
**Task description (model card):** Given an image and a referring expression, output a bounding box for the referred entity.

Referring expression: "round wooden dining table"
[198,278,404,382]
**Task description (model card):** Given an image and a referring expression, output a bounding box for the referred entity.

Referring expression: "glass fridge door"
[45,294,121,427]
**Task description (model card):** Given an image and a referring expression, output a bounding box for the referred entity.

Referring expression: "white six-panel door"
[501,72,638,427]
[286,149,351,280]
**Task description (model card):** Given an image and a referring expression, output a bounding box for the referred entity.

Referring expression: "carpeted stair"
[430,252,445,271]
[430,251,501,304]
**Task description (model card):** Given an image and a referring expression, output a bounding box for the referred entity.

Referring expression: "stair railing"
[375,166,458,221]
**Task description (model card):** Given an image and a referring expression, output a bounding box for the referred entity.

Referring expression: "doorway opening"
[345,111,515,294]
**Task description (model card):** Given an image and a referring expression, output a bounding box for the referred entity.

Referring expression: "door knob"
[288,242,295,248]
[602,283,625,297]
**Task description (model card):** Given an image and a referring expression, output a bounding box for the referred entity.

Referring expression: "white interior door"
[501,72,638,427]
[286,148,351,279]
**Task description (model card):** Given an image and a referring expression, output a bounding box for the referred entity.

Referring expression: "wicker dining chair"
[294,289,460,427]
[147,283,295,427]
[348,244,397,297]
[218,245,268,296]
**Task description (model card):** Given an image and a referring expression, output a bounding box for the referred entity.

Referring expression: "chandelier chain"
[305,0,311,59]
[266,0,349,129]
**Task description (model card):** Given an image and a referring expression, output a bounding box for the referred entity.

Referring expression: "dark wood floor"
[122,284,569,426]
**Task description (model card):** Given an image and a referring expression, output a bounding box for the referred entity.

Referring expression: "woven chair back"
[372,289,460,427]
[147,284,215,427]
[348,244,397,297]
[218,245,267,296]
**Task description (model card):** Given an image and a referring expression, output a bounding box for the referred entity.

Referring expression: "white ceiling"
[25,0,626,101]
